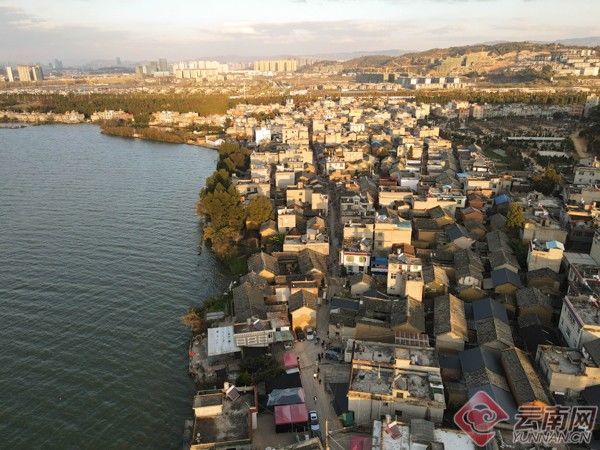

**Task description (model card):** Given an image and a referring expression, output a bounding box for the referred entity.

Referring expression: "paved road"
[326,182,342,277]
[571,130,589,161]
[293,301,344,445]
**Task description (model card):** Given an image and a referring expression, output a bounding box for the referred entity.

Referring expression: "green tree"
[240,355,283,384]
[531,166,561,195]
[506,203,525,230]
[236,371,253,386]
[201,169,231,197]
[246,195,273,228]
[199,183,246,259]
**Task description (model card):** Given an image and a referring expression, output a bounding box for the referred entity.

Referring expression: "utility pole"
[325,418,329,450]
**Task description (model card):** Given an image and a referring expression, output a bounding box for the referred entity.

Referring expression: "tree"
[199,183,246,259]
[246,195,273,229]
[240,355,283,384]
[217,142,248,173]
[181,307,205,333]
[236,371,253,386]
[531,166,561,195]
[506,202,525,230]
[201,169,231,198]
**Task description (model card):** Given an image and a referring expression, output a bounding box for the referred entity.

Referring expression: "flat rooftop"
[566,295,600,325]
[377,421,476,450]
[537,345,595,375]
[233,319,272,334]
[350,364,444,406]
[193,392,223,408]
[191,393,253,446]
[388,253,422,266]
[351,364,394,395]
[564,252,598,267]
[350,340,437,368]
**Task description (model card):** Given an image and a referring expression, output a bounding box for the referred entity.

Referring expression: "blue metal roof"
[493,193,511,205]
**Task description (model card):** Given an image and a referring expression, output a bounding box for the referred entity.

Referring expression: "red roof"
[283,351,298,369]
[274,403,308,425]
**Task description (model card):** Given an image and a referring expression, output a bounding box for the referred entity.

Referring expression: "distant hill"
[308,49,406,61]
[554,36,600,47]
[325,41,600,76]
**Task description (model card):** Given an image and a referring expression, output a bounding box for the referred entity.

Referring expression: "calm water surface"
[0,125,230,449]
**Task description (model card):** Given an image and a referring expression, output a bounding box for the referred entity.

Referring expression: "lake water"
[0,125,229,449]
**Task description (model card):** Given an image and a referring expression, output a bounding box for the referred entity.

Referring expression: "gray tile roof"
[349,273,373,287]
[475,317,514,348]
[489,249,519,271]
[421,265,449,286]
[233,281,268,322]
[247,251,279,277]
[501,347,549,405]
[486,230,511,252]
[288,290,318,312]
[491,268,522,289]
[297,248,327,275]
[454,249,484,272]
[489,213,507,230]
[516,287,552,310]
[434,294,467,338]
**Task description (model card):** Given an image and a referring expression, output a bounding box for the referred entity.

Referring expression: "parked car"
[325,349,343,361]
[305,327,315,341]
[294,327,305,341]
[308,410,321,439]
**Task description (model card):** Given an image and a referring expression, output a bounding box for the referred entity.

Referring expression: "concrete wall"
[374,225,412,253]
[435,333,465,353]
[348,395,443,426]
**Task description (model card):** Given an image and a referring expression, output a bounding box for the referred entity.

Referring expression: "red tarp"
[274,403,308,425]
[350,435,372,450]
[283,351,298,370]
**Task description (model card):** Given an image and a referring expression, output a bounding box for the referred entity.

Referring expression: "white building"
[559,295,600,349]
[254,127,271,145]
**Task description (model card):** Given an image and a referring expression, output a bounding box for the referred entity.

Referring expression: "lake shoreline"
[1,120,220,149]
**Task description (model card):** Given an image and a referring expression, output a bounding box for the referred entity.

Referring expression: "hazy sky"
[1,0,599,64]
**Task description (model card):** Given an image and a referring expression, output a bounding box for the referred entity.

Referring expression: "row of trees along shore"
[196,142,273,267]
[0,90,589,122]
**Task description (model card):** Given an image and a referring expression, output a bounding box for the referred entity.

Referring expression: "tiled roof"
[501,347,549,406]
[475,317,514,348]
[434,294,467,338]
[516,287,552,310]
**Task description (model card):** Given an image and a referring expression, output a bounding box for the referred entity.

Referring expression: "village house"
[288,290,318,330]
[387,253,424,300]
[347,341,445,425]
[536,345,600,397]
[527,240,565,273]
[434,294,468,352]
[559,294,600,349]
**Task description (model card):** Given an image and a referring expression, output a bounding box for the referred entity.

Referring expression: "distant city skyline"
[1,0,599,64]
